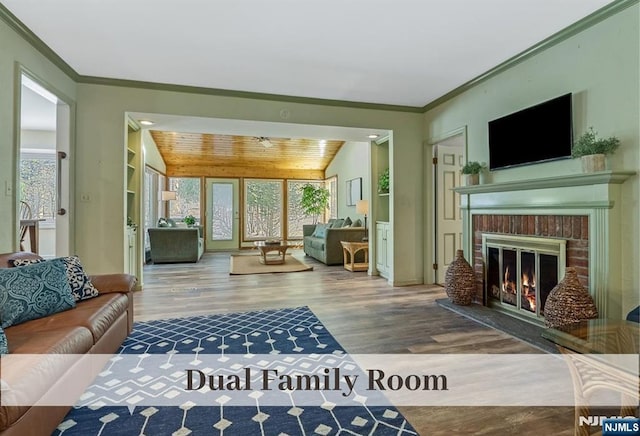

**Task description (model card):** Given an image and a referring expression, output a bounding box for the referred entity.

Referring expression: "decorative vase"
[444,250,476,305]
[465,174,479,186]
[581,154,605,173]
[543,267,598,328]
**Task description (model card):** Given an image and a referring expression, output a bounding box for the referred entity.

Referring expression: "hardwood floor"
[135,250,577,436]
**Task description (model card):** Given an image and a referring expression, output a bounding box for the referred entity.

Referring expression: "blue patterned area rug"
[53,307,416,435]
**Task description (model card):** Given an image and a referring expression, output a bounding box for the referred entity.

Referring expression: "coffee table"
[253,241,292,265]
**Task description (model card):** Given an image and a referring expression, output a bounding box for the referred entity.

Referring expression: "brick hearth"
[472,214,589,304]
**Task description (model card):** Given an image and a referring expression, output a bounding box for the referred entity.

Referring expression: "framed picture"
[346,177,362,206]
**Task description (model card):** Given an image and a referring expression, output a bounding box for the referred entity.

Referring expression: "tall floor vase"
[544,267,598,328]
[444,250,475,305]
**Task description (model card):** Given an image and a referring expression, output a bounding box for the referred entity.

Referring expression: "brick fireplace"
[472,214,589,305]
[454,171,635,320]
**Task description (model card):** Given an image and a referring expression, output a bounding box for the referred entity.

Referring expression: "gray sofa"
[148,226,204,263]
[303,223,366,265]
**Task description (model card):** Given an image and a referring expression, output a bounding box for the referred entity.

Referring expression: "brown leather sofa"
[0,252,136,436]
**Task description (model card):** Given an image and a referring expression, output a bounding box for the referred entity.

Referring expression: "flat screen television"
[488,93,573,170]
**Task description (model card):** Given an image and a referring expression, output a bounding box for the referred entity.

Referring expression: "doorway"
[432,131,465,284]
[205,178,240,250]
[18,72,72,257]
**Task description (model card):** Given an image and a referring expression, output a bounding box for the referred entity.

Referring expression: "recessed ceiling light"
[368,134,379,139]
[139,120,155,126]
[319,140,327,145]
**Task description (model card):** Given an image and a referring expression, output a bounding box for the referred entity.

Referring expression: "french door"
[205,178,240,250]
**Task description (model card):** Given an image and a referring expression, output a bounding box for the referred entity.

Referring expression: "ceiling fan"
[254,137,275,148]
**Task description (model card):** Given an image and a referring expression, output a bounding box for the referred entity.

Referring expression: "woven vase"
[543,267,598,328]
[444,250,475,305]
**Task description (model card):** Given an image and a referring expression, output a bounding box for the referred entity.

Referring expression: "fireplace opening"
[484,234,566,323]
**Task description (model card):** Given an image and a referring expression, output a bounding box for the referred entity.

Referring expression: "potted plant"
[571,127,620,173]
[300,184,330,224]
[461,161,486,186]
[378,168,390,194]
[184,214,197,227]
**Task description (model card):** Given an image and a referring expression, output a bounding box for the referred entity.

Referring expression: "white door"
[205,178,240,250]
[18,73,72,257]
[435,140,464,284]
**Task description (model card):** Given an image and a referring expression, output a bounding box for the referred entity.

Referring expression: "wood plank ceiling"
[150,131,345,180]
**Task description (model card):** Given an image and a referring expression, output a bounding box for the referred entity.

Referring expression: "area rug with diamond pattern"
[53,306,416,435]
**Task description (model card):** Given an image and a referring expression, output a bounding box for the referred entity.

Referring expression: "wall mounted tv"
[488,93,573,170]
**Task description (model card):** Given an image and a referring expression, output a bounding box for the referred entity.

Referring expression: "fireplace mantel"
[455,170,636,320]
[453,171,635,195]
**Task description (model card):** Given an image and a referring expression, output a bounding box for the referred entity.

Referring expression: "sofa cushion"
[12,256,100,302]
[0,326,7,355]
[352,218,362,227]
[332,219,345,228]
[308,238,325,251]
[343,217,353,227]
[4,325,93,354]
[0,258,76,329]
[312,223,329,238]
[0,326,94,431]
[7,293,129,344]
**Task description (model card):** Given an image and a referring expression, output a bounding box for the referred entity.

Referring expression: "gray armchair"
[148,226,204,263]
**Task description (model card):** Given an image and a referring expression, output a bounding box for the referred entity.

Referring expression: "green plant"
[300,184,330,224]
[461,161,486,175]
[378,168,390,193]
[184,214,196,226]
[571,127,620,158]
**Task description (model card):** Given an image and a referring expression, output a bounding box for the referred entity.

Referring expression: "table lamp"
[356,199,369,242]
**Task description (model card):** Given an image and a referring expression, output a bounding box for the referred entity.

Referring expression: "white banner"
[1,353,637,407]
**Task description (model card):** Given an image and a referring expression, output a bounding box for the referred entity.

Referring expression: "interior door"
[435,141,464,284]
[205,178,240,250]
[18,73,72,257]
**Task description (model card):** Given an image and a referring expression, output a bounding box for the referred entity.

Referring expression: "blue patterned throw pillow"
[0,257,76,329]
[0,326,7,355]
[12,256,99,301]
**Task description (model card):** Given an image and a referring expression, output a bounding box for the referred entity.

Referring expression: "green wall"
[74,84,424,276]
[325,141,371,222]
[0,18,76,251]
[423,4,640,315]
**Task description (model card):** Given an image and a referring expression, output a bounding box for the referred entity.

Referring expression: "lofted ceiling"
[150,131,345,180]
[2,0,615,108]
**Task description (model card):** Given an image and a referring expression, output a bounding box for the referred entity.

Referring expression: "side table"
[542,319,639,436]
[340,241,368,272]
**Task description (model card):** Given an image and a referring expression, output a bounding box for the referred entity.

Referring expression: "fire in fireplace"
[484,234,565,322]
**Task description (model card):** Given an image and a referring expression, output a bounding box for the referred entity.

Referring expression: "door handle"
[57,151,67,215]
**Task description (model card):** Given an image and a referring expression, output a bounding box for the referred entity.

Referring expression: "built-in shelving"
[125,122,142,283]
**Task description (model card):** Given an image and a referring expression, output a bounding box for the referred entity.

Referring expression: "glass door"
[205,178,239,250]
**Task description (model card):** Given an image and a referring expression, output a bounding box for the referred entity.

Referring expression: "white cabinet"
[376,221,390,278]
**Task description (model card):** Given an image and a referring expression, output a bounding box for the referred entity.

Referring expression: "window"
[168,177,201,222]
[244,179,283,240]
[287,180,323,239]
[20,150,56,224]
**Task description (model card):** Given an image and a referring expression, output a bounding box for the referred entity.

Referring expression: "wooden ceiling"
[150,131,344,180]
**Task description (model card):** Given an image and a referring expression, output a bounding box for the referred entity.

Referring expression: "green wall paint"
[424,4,639,315]
[0,19,76,252]
[325,141,371,222]
[74,84,424,276]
